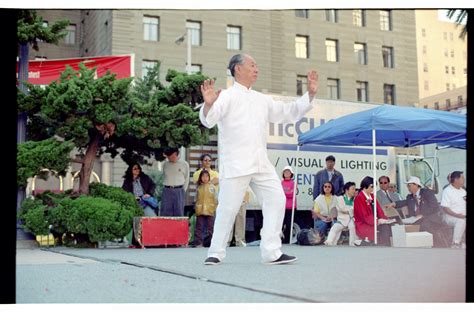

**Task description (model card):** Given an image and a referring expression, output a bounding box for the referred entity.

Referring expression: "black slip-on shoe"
[265,254,298,265]
[204,257,221,265]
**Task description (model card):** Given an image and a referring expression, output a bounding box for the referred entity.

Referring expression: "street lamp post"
[175,28,192,74]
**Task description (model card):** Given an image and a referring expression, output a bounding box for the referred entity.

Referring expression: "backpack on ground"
[296,228,323,245]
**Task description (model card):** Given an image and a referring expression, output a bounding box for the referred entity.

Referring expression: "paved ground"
[16,241,466,303]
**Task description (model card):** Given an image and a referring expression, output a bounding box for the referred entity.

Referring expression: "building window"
[453,83,456,89]
[443,32,447,40]
[424,81,429,91]
[423,105,428,109]
[143,16,159,41]
[380,10,392,31]
[445,66,449,74]
[325,10,338,23]
[326,39,338,62]
[464,68,467,74]
[64,24,76,45]
[446,99,451,108]
[356,81,368,102]
[296,75,308,96]
[353,9,365,26]
[383,84,395,105]
[434,102,439,110]
[423,63,428,72]
[422,28,426,37]
[452,67,455,74]
[450,50,454,58]
[142,60,158,78]
[450,32,454,40]
[382,46,393,68]
[446,83,450,91]
[422,45,427,54]
[295,35,309,59]
[327,78,339,99]
[444,49,449,57]
[295,10,309,18]
[458,95,463,106]
[189,64,201,74]
[354,43,367,65]
[186,21,201,46]
[227,26,241,50]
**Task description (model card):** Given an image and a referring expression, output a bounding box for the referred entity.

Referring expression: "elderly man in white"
[200,53,319,265]
[440,171,466,248]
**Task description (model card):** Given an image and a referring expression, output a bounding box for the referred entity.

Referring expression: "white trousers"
[325,220,357,246]
[443,214,466,244]
[207,171,285,262]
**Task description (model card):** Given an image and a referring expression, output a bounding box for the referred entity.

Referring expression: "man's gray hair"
[228,54,245,77]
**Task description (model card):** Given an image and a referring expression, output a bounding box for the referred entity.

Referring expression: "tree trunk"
[78,134,100,195]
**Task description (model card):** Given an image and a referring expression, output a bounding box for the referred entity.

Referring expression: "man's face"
[379,178,390,191]
[453,174,465,188]
[326,160,335,171]
[235,55,259,86]
[407,183,419,195]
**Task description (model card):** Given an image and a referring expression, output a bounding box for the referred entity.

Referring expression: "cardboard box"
[391,224,433,248]
[133,216,189,247]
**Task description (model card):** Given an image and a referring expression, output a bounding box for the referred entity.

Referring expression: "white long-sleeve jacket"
[200,82,314,179]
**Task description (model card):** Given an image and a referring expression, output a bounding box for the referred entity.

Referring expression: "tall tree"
[18,61,215,195]
[16,10,69,216]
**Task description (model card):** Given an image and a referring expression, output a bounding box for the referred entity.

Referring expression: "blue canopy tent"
[290,105,466,244]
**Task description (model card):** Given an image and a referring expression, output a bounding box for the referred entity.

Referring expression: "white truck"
[244,96,441,241]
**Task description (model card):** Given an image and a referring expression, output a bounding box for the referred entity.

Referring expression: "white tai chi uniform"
[199,81,314,262]
[441,184,466,244]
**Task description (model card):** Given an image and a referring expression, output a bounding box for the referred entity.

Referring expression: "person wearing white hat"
[394,176,446,247]
[281,166,297,243]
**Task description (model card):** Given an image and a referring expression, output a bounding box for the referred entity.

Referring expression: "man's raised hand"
[307,70,319,101]
[200,79,222,107]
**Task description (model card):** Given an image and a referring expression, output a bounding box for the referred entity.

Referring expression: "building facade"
[418,86,467,112]
[31,9,421,203]
[415,10,468,102]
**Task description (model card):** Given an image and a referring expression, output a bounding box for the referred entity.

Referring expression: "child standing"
[281,166,297,244]
[193,170,218,247]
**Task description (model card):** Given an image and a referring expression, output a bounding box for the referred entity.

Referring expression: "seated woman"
[122,163,158,217]
[354,176,395,246]
[313,181,337,239]
[325,182,358,246]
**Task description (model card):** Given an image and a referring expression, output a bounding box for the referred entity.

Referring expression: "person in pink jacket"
[354,176,394,246]
[281,166,297,243]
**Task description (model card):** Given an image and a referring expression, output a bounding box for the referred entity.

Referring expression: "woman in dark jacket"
[122,163,157,216]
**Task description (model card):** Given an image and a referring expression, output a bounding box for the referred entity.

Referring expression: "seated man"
[440,171,466,248]
[376,175,404,220]
[394,176,445,247]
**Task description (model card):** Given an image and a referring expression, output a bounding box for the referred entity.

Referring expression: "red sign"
[17,54,133,85]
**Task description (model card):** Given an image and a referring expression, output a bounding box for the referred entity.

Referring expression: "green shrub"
[59,196,135,242]
[89,182,143,216]
[18,198,50,235]
[19,184,144,244]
